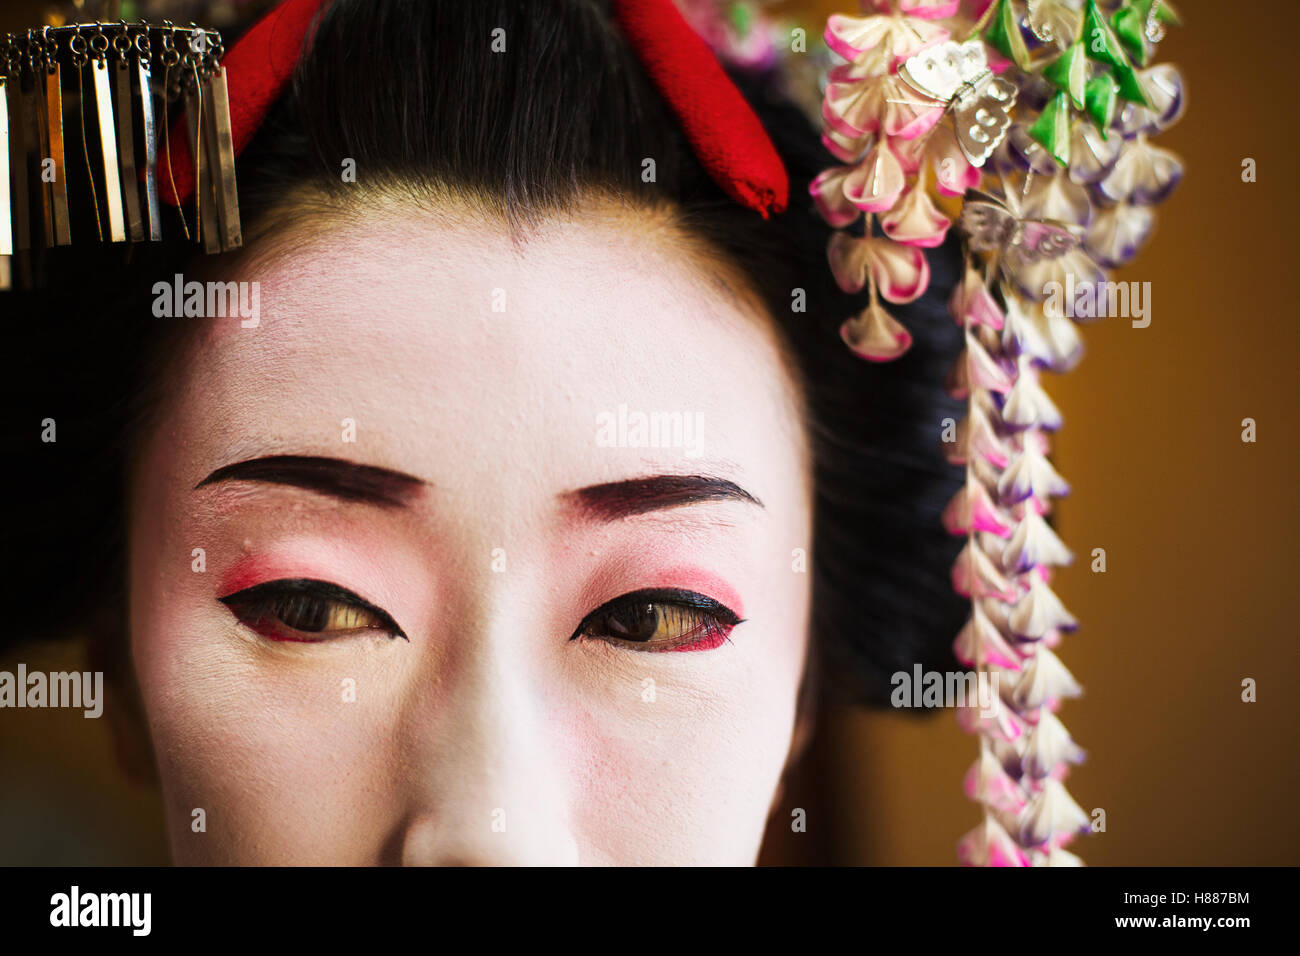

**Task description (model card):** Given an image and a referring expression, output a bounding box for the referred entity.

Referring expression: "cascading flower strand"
[812,0,1183,865]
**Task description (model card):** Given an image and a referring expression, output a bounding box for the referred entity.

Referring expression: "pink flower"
[964,743,1027,814]
[827,232,929,302]
[881,183,951,247]
[889,133,927,176]
[927,124,982,196]
[822,74,941,141]
[949,265,1005,330]
[957,816,1030,867]
[840,300,913,361]
[953,601,1023,670]
[843,139,905,213]
[822,79,879,138]
[943,474,1012,537]
[824,13,948,68]
[945,405,1010,468]
[951,540,1016,602]
[879,75,945,140]
[957,694,1026,742]
[809,166,861,228]
[820,126,871,164]
[947,330,1014,398]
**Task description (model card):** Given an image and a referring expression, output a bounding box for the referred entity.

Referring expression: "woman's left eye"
[219,579,407,643]
[570,589,742,653]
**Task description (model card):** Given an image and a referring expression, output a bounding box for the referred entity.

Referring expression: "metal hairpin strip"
[1,20,240,290]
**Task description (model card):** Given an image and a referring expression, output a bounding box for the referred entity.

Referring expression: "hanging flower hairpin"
[812,0,1184,865]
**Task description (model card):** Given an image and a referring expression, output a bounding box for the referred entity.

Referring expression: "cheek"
[568,694,797,863]
[551,536,810,863]
[132,608,411,863]
[128,490,405,862]
[560,629,806,864]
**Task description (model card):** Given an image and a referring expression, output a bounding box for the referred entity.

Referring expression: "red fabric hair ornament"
[612,0,789,216]
[160,0,789,218]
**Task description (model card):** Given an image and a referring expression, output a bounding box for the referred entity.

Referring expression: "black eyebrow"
[195,455,426,508]
[562,474,763,521]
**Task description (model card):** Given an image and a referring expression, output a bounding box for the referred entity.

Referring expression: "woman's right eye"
[219,579,408,643]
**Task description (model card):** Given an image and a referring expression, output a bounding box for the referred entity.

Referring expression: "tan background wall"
[2,0,1296,866]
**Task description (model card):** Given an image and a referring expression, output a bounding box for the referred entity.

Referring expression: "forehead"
[163,201,809,506]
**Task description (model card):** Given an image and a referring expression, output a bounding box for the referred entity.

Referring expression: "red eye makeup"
[570,588,743,653]
[217,569,743,653]
[219,578,409,643]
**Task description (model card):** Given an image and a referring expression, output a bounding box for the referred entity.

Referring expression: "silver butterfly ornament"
[960,188,1084,283]
[899,40,1017,167]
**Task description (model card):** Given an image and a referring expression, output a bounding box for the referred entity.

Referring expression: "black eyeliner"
[219,578,409,641]
[569,587,742,642]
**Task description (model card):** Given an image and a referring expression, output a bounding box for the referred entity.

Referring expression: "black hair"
[2,0,965,706]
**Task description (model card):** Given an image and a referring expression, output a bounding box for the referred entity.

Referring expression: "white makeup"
[128,198,813,864]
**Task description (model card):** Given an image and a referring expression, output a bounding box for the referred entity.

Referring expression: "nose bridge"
[396,583,579,866]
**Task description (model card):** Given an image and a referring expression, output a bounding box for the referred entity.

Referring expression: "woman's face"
[127,199,812,864]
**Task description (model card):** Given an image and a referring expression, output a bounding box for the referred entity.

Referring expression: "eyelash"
[218,581,742,653]
[219,579,409,643]
[569,589,742,653]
